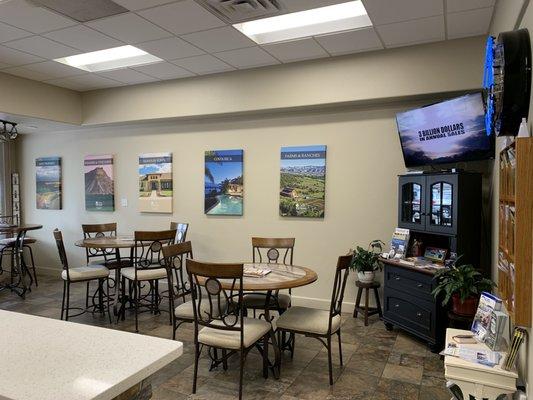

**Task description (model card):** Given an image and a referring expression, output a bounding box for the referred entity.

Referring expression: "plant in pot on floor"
[432,262,495,317]
[350,240,385,283]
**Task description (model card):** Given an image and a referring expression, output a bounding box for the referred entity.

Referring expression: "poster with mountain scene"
[205,150,243,216]
[36,157,61,210]
[84,155,114,211]
[280,145,326,218]
[139,153,173,213]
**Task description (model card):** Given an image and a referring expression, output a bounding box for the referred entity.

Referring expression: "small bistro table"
[197,262,318,378]
[0,224,42,298]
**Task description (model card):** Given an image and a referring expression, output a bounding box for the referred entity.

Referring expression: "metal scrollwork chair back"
[252,237,294,265]
[53,229,70,280]
[170,222,189,244]
[81,223,117,265]
[134,229,176,272]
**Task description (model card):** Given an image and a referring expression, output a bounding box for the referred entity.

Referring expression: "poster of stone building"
[138,153,172,213]
[84,155,114,211]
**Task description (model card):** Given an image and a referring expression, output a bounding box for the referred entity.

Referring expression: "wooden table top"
[75,236,135,249]
[198,263,318,291]
[0,224,43,233]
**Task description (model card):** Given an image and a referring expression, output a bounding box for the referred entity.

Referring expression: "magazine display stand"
[498,137,533,327]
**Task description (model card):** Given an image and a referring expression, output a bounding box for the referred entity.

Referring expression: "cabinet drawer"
[384,287,435,339]
[385,265,434,301]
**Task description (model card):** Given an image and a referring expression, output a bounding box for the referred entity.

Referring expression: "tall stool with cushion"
[353,280,383,326]
[243,237,295,315]
[187,259,271,400]
[170,222,189,244]
[53,229,111,322]
[275,255,351,385]
[0,236,38,287]
[120,230,176,332]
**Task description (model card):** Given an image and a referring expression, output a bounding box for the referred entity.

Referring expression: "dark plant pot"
[451,294,478,317]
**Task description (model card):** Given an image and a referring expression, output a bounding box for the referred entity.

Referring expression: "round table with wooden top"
[75,236,136,317]
[196,262,318,378]
[0,224,42,298]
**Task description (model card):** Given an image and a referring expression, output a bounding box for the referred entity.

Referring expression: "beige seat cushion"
[0,237,37,246]
[276,306,340,335]
[121,267,167,281]
[198,317,271,350]
[243,293,291,309]
[61,265,109,282]
[175,298,227,320]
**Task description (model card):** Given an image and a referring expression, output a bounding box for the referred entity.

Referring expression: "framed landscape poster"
[36,157,62,210]
[138,152,173,213]
[84,155,114,211]
[279,145,327,218]
[205,149,243,216]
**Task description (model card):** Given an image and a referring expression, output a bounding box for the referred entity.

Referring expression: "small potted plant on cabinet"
[350,240,385,283]
[432,262,495,317]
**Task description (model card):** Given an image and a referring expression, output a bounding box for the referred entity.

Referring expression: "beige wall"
[17,104,425,309]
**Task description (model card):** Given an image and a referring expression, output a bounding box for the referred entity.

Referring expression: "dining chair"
[120,229,176,332]
[170,222,189,244]
[275,255,351,385]
[53,229,111,322]
[162,241,196,339]
[243,237,295,315]
[187,259,271,400]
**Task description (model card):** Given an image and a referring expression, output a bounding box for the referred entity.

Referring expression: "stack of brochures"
[442,342,501,367]
[390,228,410,259]
[243,265,271,278]
[471,292,508,351]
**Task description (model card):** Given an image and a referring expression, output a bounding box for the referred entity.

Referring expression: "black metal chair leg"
[222,349,228,371]
[85,281,90,309]
[60,280,66,320]
[290,332,296,359]
[239,350,245,400]
[262,335,268,378]
[192,342,200,393]
[337,330,343,366]
[106,278,112,324]
[26,245,38,287]
[65,282,70,321]
[98,279,104,316]
[134,280,139,332]
[327,336,333,385]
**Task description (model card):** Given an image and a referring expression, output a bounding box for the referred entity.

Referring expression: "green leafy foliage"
[432,262,495,306]
[350,240,385,272]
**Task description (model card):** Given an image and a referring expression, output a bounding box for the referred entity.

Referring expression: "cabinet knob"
[394,304,400,308]
[416,312,422,317]
[416,283,423,288]
[395,276,401,281]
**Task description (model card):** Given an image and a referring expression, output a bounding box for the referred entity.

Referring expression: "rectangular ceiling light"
[54,45,162,72]
[233,1,371,44]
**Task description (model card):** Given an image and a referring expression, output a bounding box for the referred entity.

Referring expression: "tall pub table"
[0,224,42,298]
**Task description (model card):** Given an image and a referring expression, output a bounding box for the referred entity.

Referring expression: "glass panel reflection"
[430,182,452,227]
[401,183,421,224]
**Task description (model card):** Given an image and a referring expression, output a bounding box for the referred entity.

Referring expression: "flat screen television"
[396,92,494,168]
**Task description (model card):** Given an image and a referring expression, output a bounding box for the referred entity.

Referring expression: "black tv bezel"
[396,92,495,169]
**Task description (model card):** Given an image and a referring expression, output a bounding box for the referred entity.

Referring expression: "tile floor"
[0,275,449,400]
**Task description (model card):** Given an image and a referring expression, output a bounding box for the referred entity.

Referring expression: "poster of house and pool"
[138,152,173,213]
[204,149,243,216]
[279,145,327,218]
[84,154,114,211]
[36,156,62,210]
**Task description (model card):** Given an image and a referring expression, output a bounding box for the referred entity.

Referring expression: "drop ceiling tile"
[2,66,50,81]
[112,0,176,11]
[315,27,383,55]
[447,7,494,39]
[377,16,445,47]
[181,26,255,53]
[0,45,45,66]
[214,47,280,69]
[4,36,80,59]
[283,0,349,12]
[23,61,86,79]
[361,0,443,25]
[44,25,123,52]
[133,61,195,79]
[46,74,123,91]
[0,22,32,43]
[97,68,158,84]
[446,0,495,13]
[137,37,204,60]
[171,54,234,74]
[0,1,76,34]
[138,0,225,35]
[86,13,172,44]
[262,38,328,63]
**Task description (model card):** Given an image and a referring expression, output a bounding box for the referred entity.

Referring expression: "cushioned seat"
[243,293,291,309]
[175,298,227,320]
[121,267,167,281]
[198,317,271,350]
[61,265,109,282]
[0,237,37,246]
[275,306,341,335]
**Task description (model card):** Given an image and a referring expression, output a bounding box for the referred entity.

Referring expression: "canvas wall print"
[36,157,61,210]
[279,145,326,218]
[84,155,114,211]
[138,152,173,213]
[205,149,243,216]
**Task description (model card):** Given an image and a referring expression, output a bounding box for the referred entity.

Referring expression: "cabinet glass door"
[430,182,453,227]
[401,183,422,225]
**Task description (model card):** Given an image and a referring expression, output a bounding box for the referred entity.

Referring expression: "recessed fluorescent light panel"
[233,1,371,44]
[54,45,162,72]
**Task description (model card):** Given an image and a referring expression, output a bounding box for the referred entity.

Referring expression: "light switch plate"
[121,198,128,207]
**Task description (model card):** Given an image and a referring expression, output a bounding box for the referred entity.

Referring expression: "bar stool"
[0,237,38,287]
[353,281,383,326]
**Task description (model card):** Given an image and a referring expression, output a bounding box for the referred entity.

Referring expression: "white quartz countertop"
[0,310,183,400]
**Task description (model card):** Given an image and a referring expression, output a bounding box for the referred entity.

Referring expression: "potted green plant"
[432,262,495,317]
[350,240,384,283]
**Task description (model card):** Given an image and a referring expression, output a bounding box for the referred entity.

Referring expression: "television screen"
[396,93,494,168]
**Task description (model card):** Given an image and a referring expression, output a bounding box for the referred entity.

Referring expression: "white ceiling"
[0,0,495,92]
